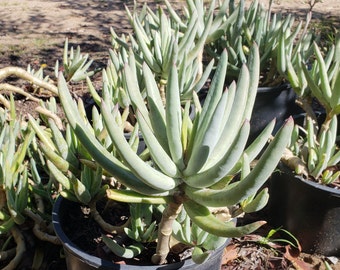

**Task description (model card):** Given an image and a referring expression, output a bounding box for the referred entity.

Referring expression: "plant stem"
[151,201,183,265]
[159,79,167,106]
[0,188,6,210]
[89,201,128,234]
[0,67,58,95]
[319,112,333,138]
[0,83,41,102]
[0,248,16,262]
[2,226,26,270]
[23,209,61,245]
[281,148,309,176]
[301,0,322,40]
[35,106,64,130]
[0,94,10,109]
[268,0,273,24]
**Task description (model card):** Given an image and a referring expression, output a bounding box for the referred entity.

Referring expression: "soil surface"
[0,0,339,70]
[0,0,339,269]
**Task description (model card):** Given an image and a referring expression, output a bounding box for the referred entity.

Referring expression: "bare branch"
[0,67,58,95]
[0,83,41,103]
[2,226,26,270]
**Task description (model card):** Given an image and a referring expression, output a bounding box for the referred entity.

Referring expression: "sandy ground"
[0,0,339,70]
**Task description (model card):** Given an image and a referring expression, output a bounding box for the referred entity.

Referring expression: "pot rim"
[295,175,340,196]
[52,196,227,269]
[279,163,340,196]
[52,196,117,268]
[257,83,291,93]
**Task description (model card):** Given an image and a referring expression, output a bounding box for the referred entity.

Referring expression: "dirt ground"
[0,0,339,70]
[0,0,339,269]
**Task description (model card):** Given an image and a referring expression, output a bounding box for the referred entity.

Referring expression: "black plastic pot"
[248,84,301,144]
[52,196,227,270]
[264,164,340,256]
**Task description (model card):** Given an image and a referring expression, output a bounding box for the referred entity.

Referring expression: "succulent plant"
[86,0,226,134]
[0,47,96,268]
[110,0,220,107]
[0,108,32,269]
[284,115,340,185]
[55,38,97,82]
[0,102,60,270]
[0,38,96,109]
[282,35,340,185]
[45,35,294,265]
[286,36,340,123]
[205,0,315,87]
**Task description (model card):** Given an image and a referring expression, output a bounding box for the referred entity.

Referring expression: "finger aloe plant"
[0,37,97,112]
[47,36,293,265]
[0,100,61,270]
[90,0,242,135]
[112,0,249,102]
[206,0,315,87]
[284,115,340,185]
[282,35,340,185]
[55,38,97,82]
[286,36,340,126]
[0,38,99,269]
[0,103,31,270]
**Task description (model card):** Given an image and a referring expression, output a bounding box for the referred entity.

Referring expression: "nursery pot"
[52,196,228,270]
[248,84,300,144]
[264,164,340,256]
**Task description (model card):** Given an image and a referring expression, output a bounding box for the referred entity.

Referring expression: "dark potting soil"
[62,199,192,266]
